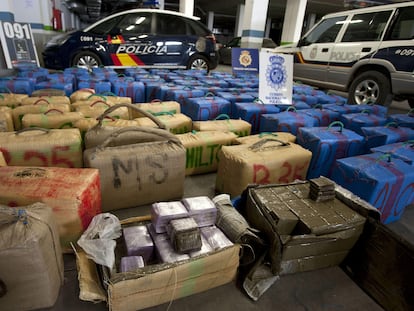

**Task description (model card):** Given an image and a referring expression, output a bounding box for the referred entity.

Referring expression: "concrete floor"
[40,65,414,311]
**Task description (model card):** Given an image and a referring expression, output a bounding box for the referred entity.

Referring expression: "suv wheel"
[72,51,102,71]
[348,71,391,106]
[187,55,210,71]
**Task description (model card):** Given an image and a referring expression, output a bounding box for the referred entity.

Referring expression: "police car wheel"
[348,71,390,106]
[72,51,102,70]
[187,55,209,71]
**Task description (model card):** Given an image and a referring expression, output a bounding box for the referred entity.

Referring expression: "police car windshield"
[88,15,124,35]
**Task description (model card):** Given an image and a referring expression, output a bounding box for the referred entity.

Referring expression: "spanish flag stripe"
[115,54,141,66]
[129,54,145,65]
[111,54,122,66]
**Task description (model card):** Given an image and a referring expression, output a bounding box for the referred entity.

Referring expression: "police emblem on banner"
[239,50,252,67]
[265,55,287,89]
[259,52,293,105]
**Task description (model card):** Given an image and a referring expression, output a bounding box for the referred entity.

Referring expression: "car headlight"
[44,32,72,48]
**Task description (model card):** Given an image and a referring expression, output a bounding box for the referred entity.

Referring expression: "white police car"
[43,9,218,71]
[274,2,414,107]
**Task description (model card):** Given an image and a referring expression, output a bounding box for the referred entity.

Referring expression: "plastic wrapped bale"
[259,108,317,135]
[388,109,414,129]
[371,141,414,166]
[296,121,365,179]
[339,111,388,135]
[331,152,414,224]
[361,123,414,150]
[0,203,64,311]
[185,93,231,121]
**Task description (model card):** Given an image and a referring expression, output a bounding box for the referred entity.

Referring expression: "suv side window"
[156,13,187,35]
[300,16,346,45]
[388,7,414,40]
[341,11,392,42]
[116,13,152,35]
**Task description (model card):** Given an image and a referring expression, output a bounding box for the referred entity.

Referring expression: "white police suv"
[274,2,414,107]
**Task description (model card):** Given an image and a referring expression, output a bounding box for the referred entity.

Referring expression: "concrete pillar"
[207,11,214,31]
[235,4,245,37]
[280,0,307,45]
[241,0,270,49]
[179,0,194,17]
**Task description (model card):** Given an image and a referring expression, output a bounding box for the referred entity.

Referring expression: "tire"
[187,55,210,71]
[408,97,414,109]
[348,70,391,106]
[72,51,102,71]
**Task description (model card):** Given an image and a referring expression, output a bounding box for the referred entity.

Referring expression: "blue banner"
[231,48,259,75]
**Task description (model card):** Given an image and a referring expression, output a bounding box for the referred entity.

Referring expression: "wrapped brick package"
[182,196,217,227]
[119,256,145,272]
[123,225,154,263]
[0,166,101,251]
[151,201,189,233]
[166,217,202,253]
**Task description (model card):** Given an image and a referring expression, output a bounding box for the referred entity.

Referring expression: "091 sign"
[2,22,32,40]
[0,21,39,68]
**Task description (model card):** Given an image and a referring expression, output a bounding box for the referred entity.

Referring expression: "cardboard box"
[76,216,240,311]
[245,182,366,275]
[0,166,102,252]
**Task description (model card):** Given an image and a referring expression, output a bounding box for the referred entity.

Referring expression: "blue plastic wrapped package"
[164,88,205,115]
[371,141,414,166]
[233,102,280,134]
[77,80,111,95]
[112,79,145,103]
[361,123,414,150]
[259,109,317,135]
[298,107,341,126]
[185,94,231,121]
[297,121,365,179]
[331,152,414,224]
[0,77,34,95]
[216,91,256,116]
[339,111,389,135]
[388,110,414,129]
[292,93,318,107]
[324,103,361,114]
[353,104,388,117]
